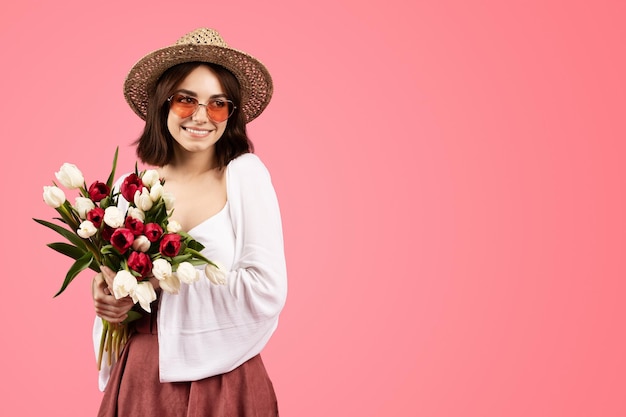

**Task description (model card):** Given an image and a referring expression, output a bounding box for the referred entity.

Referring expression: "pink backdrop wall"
[2,0,625,415]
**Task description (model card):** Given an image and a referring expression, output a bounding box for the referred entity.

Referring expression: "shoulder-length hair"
[134,62,253,168]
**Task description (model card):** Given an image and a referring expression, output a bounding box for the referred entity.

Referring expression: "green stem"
[106,323,113,367]
[97,319,108,371]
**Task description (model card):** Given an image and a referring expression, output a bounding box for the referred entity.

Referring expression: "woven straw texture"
[124,28,273,123]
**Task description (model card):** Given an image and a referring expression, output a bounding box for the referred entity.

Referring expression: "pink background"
[1,0,625,415]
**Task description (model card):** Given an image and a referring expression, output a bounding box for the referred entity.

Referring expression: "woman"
[91,28,287,416]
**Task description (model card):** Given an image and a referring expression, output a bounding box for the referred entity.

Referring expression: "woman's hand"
[92,266,135,323]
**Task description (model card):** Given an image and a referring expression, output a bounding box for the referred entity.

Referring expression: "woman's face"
[166,65,228,156]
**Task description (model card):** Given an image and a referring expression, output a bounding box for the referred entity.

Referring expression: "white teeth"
[185,127,210,134]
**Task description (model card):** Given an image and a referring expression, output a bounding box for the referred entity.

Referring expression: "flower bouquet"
[34,148,226,369]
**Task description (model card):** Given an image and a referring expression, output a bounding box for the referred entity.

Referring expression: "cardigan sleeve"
[224,153,288,319]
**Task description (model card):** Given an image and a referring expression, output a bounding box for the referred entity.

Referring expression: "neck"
[162,148,220,179]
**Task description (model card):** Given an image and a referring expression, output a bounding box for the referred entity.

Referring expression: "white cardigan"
[94,153,287,391]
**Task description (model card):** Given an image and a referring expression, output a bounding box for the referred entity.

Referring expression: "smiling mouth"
[183,127,213,135]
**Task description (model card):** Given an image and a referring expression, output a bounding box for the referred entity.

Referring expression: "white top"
[94,153,287,391]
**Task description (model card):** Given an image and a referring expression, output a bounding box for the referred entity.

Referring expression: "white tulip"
[131,281,157,312]
[43,186,66,208]
[77,220,98,238]
[132,235,151,252]
[112,270,137,299]
[152,258,180,294]
[134,187,153,211]
[152,258,173,281]
[158,273,181,295]
[176,262,199,284]
[103,206,125,228]
[74,197,95,219]
[141,169,160,188]
[205,263,227,285]
[127,207,145,221]
[166,220,182,233]
[149,183,164,202]
[162,192,175,211]
[55,163,84,189]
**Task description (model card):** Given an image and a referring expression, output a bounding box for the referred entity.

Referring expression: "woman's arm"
[223,153,288,319]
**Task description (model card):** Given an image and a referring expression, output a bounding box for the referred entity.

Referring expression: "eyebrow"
[174,89,227,99]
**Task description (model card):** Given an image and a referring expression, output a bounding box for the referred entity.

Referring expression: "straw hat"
[124,28,273,123]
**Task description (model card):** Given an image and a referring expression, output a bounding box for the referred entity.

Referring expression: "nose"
[191,103,210,123]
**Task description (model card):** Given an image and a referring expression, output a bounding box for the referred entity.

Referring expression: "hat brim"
[124,44,273,123]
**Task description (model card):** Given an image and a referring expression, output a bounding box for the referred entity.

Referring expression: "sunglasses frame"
[167,94,237,122]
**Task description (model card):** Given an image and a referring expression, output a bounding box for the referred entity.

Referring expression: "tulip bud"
[166,220,182,233]
[131,281,157,312]
[43,186,66,208]
[77,220,98,238]
[158,274,181,295]
[141,169,160,188]
[127,207,145,221]
[176,262,199,284]
[74,197,95,219]
[162,192,175,211]
[205,263,227,285]
[132,235,151,252]
[112,270,137,299]
[103,206,125,228]
[134,187,153,211]
[149,183,164,202]
[152,258,173,281]
[55,163,84,189]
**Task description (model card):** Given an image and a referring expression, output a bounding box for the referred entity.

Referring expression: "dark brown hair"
[134,62,253,167]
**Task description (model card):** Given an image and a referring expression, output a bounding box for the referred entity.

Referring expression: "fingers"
[94,299,134,323]
[93,271,134,323]
[100,266,116,288]
[94,294,134,323]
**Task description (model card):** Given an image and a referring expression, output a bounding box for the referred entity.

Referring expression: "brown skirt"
[98,302,278,417]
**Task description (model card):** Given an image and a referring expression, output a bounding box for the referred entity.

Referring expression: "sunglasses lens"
[170,94,197,118]
[206,99,233,123]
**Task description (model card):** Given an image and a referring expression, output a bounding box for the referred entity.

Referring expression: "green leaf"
[186,239,206,252]
[178,231,193,240]
[52,216,69,225]
[60,200,81,228]
[171,253,192,264]
[100,244,121,255]
[146,202,168,224]
[54,251,94,297]
[47,242,100,272]
[101,253,121,271]
[178,231,205,249]
[33,218,88,250]
[124,310,143,324]
[48,242,85,258]
[185,248,212,264]
[187,259,214,267]
[99,196,112,209]
[106,147,119,189]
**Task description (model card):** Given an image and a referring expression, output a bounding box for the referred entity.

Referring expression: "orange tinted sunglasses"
[167,94,236,122]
